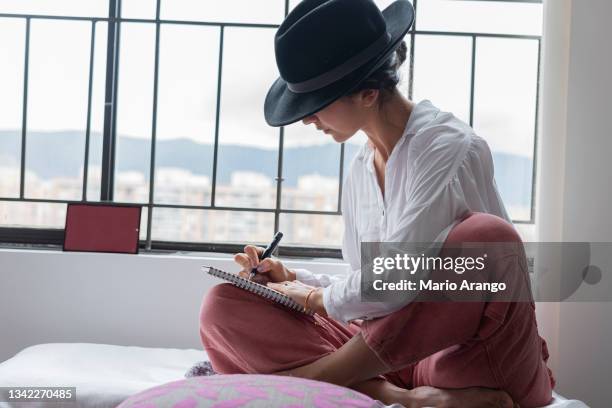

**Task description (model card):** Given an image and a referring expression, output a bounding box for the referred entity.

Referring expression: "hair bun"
[349,40,408,101]
[393,41,408,71]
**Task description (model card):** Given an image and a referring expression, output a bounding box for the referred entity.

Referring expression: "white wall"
[537,0,612,406]
[535,0,573,379]
[0,248,346,363]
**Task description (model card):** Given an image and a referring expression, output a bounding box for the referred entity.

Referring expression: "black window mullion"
[19,17,30,199]
[101,0,121,201]
[407,0,417,99]
[274,126,284,235]
[109,0,122,201]
[145,0,162,250]
[469,35,477,127]
[82,20,97,201]
[210,25,224,207]
[273,0,291,243]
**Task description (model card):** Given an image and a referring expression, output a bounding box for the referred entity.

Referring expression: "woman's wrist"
[286,268,297,281]
[311,288,327,316]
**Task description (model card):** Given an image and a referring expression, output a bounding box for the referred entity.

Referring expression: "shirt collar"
[359,99,441,172]
[404,99,440,136]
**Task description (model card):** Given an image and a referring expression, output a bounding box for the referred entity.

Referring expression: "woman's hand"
[267,281,327,316]
[234,245,296,285]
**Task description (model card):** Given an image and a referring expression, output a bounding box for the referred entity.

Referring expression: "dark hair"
[349,40,408,104]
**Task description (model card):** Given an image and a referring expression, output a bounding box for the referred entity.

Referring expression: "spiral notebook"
[203,266,314,316]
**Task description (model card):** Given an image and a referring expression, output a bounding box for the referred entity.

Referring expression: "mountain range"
[0,130,532,210]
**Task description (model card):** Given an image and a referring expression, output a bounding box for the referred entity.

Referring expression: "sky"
[0,0,542,156]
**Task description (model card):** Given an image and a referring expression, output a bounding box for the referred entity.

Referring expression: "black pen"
[249,231,283,280]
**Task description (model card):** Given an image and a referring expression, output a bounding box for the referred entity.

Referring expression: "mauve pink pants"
[199,214,555,407]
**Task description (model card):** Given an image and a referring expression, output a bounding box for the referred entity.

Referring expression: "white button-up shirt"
[294,99,512,323]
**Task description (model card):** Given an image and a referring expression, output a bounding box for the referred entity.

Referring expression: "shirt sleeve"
[292,268,345,287]
[322,129,474,323]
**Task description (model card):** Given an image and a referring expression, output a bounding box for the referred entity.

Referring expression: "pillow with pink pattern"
[117,374,386,408]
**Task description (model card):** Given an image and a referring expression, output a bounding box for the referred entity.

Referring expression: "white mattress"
[0,343,588,408]
[0,343,206,408]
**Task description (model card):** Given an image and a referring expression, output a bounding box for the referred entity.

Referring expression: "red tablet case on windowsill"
[63,203,142,254]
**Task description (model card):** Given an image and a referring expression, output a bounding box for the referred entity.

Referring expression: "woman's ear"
[360,89,380,108]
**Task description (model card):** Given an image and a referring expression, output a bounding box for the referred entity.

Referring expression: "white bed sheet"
[0,343,206,408]
[0,343,589,408]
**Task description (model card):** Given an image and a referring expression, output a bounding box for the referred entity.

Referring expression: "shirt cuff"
[322,284,354,324]
[322,285,340,321]
[292,268,323,287]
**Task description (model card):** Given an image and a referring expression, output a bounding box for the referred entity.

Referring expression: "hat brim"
[264,0,415,127]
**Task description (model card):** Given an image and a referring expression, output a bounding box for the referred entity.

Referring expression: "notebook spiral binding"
[203,266,314,316]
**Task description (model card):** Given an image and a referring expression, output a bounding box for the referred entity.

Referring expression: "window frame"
[0,0,541,258]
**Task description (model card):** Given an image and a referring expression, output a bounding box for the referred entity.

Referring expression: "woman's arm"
[270,171,463,322]
[321,179,469,322]
[297,130,475,323]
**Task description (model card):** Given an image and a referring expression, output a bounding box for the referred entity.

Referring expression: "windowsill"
[0,242,347,266]
[0,222,536,270]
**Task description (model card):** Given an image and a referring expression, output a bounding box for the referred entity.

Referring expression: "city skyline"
[0,160,530,248]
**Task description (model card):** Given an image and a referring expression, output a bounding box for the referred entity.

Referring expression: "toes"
[493,391,514,408]
[502,393,514,408]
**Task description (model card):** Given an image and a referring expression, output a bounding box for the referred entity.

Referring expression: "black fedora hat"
[264,0,414,127]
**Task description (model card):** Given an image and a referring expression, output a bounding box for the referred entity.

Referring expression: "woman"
[200,0,554,406]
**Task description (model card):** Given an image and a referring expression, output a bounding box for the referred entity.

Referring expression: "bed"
[0,343,588,408]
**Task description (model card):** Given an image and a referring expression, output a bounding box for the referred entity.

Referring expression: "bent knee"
[207,282,243,300]
[200,283,240,328]
[199,283,266,327]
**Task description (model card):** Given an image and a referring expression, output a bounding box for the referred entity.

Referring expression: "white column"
[534,0,573,375]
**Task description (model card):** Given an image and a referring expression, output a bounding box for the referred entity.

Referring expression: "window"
[0,0,542,256]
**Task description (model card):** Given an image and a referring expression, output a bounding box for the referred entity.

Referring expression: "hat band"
[287,32,392,94]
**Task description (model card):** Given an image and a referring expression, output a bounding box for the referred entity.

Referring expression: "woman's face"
[301,95,365,143]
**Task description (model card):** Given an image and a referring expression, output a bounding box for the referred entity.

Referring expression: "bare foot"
[399,386,514,408]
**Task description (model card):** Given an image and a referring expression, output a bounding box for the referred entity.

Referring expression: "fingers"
[234,245,265,270]
[237,268,269,284]
[251,273,270,285]
[244,245,265,268]
[235,253,271,273]
[234,245,272,285]
[256,258,275,273]
[234,253,252,270]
